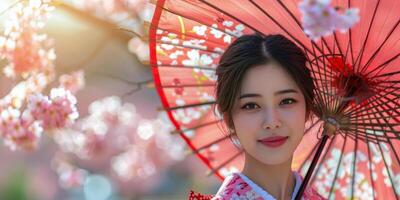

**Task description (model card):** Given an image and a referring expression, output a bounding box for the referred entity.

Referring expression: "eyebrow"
[238,89,299,99]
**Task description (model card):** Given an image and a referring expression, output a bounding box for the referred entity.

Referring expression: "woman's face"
[231,62,307,165]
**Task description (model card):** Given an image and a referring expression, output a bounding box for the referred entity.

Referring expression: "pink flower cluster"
[0,1,83,151]
[28,88,79,131]
[0,0,56,78]
[51,153,88,189]
[299,0,360,40]
[0,87,78,151]
[0,107,42,151]
[59,70,85,94]
[53,96,185,194]
[65,0,152,64]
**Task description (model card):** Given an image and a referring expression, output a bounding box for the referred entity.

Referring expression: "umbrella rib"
[322,46,339,115]
[171,119,222,134]
[370,87,400,117]
[347,0,356,65]
[373,144,400,200]
[344,125,395,141]
[311,45,332,111]
[165,101,215,111]
[332,32,345,62]
[364,105,400,200]
[156,39,223,54]
[206,149,244,176]
[349,115,398,124]
[156,5,238,38]
[343,93,396,117]
[320,46,339,113]
[375,83,400,90]
[349,95,400,120]
[160,83,215,88]
[149,22,229,47]
[382,80,400,84]
[365,133,377,200]
[354,0,381,73]
[366,52,400,78]
[188,134,230,155]
[303,52,328,112]
[367,99,400,169]
[247,0,329,58]
[327,132,348,199]
[374,69,400,79]
[342,122,398,127]
[371,90,400,120]
[199,0,263,35]
[343,128,393,143]
[360,18,400,75]
[309,66,335,78]
[344,27,353,66]
[350,128,359,200]
[342,84,398,117]
[154,64,216,71]
[365,38,400,77]
[344,88,400,120]
[309,64,336,80]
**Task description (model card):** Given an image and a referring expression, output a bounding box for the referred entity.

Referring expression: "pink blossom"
[335,8,360,32]
[128,37,149,62]
[51,155,88,189]
[299,0,359,40]
[0,0,55,78]
[59,70,85,93]
[28,88,78,131]
[0,107,42,151]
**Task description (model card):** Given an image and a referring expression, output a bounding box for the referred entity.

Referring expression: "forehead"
[240,62,300,95]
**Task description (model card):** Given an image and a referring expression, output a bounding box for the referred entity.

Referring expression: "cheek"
[232,112,263,142]
[281,107,307,136]
[232,112,262,131]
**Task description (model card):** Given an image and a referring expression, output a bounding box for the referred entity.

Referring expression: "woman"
[189,34,325,200]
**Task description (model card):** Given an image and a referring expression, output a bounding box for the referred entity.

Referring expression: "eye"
[241,103,260,110]
[280,98,297,105]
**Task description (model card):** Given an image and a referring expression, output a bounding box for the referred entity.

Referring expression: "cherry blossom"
[51,154,88,189]
[59,70,85,94]
[128,37,149,62]
[0,0,83,152]
[28,88,78,131]
[0,0,56,78]
[0,107,42,151]
[53,96,185,193]
[299,0,360,40]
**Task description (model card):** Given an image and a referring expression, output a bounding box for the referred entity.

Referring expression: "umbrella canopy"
[150,0,400,199]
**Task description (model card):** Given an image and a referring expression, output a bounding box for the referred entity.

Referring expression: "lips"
[258,136,289,148]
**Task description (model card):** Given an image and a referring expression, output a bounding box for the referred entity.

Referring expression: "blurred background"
[0,0,220,199]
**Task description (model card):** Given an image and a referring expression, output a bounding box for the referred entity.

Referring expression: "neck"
[241,152,296,200]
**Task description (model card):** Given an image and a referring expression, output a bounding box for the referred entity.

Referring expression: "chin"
[257,154,292,166]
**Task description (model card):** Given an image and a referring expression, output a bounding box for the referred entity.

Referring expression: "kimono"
[188,171,326,200]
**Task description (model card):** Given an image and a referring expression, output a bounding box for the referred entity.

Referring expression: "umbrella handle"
[294,133,330,200]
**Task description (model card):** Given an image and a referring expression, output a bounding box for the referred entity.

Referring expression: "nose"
[262,108,282,130]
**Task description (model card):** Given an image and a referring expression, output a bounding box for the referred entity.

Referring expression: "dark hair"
[215,33,315,131]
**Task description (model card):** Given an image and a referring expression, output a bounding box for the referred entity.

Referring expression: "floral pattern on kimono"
[189,172,326,200]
